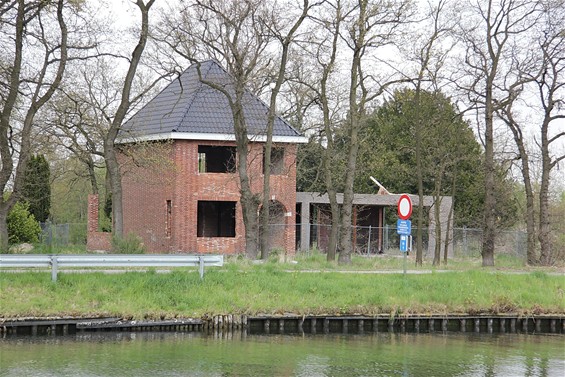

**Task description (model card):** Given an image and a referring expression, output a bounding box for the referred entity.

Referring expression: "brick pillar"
[87,194,112,252]
[88,194,99,233]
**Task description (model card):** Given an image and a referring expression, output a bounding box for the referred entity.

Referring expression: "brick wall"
[119,139,298,256]
[121,142,176,253]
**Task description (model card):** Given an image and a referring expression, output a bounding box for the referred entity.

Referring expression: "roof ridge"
[177,61,214,131]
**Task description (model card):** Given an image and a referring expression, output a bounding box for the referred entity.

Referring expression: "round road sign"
[397,194,412,220]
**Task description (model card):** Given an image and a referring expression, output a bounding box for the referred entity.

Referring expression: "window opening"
[264,147,285,175]
[165,200,172,237]
[197,201,236,237]
[198,145,236,173]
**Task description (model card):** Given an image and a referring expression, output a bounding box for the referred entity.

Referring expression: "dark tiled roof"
[120,60,303,141]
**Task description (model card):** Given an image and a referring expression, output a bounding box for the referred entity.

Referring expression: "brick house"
[88,60,307,255]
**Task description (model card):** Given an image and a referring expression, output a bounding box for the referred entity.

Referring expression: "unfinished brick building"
[90,60,307,255]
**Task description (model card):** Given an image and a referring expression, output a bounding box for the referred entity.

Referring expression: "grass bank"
[1,258,563,320]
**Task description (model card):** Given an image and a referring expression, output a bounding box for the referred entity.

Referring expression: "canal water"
[0,332,563,376]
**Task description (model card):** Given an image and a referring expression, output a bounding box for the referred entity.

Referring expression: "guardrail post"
[199,256,204,280]
[50,256,58,282]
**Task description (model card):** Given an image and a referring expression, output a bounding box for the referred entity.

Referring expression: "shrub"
[112,233,146,254]
[7,201,41,244]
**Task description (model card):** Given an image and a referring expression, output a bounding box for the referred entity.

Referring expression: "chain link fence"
[452,227,528,259]
[40,222,87,246]
[301,223,529,260]
[41,221,529,262]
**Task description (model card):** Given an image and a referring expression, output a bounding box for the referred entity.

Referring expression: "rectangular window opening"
[198,145,236,173]
[263,147,285,175]
[197,201,236,237]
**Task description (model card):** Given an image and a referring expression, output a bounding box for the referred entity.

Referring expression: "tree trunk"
[321,134,341,261]
[504,117,537,264]
[104,142,123,235]
[0,205,10,252]
[434,203,442,265]
[232,89,260,259]
[443,196,454,265]
[260,136,273,260]
[524,183,538,264]
[338,113,361,265]
[433,163,446,266]
[338,0,368,265]
[522,161,538,265]
[538,183,551,265]
[414,87,424,266]
[538,124,552,265]
[87,160,99,195]
[240,157,260,259]
[433,196,442,266]
[320,10,341,262]
[481,86,496,267]
[444,167,457,265]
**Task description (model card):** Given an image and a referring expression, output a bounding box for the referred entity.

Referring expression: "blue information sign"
[399,235,408,252]
[396,219,412,235]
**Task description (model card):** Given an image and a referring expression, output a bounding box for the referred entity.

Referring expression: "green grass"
[1,259,563,320]
[29,244,88,254]
[272,250,557,272]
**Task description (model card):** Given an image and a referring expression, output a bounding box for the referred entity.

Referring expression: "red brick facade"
[111,139,298,255]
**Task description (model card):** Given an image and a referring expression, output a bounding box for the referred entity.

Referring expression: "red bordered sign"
[397,194,412,220]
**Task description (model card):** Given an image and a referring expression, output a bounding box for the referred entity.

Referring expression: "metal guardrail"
[0,254,224,281]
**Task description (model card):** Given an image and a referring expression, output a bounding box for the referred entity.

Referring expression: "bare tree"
[308,0,345,262]
[258,0,315,259]
[497,1,565,265]
[337,0,412,264]
[103,0,156,238]
[41,65,112,196]
[455,0,539,266]
[0,0,70,250]
[536,7,565,265]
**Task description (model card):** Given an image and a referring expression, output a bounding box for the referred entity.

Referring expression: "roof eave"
[117,132,309,144]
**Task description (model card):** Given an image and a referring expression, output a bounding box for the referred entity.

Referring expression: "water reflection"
[0,331,563,376]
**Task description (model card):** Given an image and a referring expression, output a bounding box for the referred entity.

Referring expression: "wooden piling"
[311,318,317,334]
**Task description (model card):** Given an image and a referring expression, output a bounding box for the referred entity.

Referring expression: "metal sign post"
[400,235,408,274]
[397,195,413,276]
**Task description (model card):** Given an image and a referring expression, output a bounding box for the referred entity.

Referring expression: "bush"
[112,233,146,254]
[7,201,41,244]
